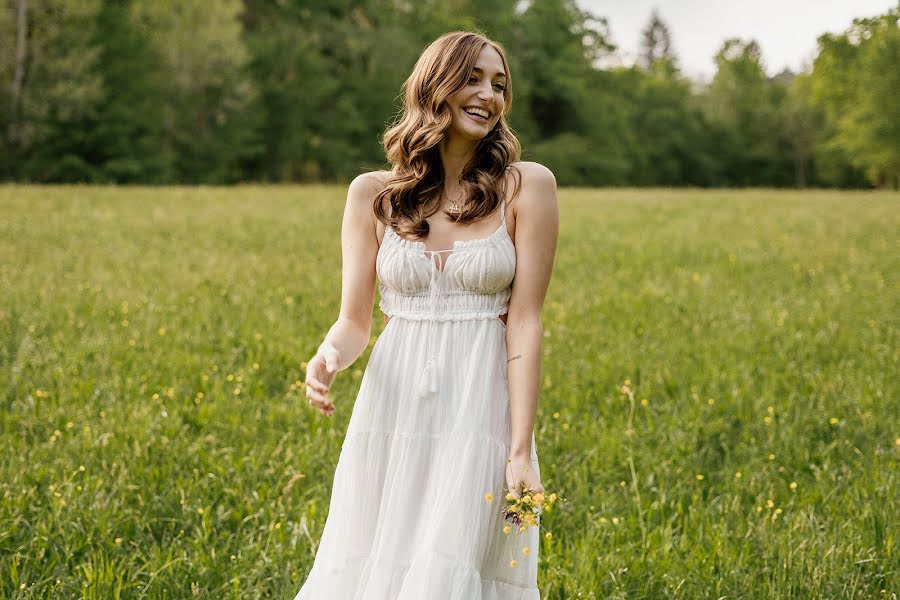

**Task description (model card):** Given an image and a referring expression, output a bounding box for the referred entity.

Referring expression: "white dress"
[294,197,541,599]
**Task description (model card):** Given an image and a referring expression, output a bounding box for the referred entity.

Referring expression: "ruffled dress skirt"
[293,315,541,599]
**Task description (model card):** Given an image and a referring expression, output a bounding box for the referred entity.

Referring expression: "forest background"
[1,0,898,189]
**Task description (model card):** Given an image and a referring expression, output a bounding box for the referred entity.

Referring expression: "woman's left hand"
[506,454,543,499]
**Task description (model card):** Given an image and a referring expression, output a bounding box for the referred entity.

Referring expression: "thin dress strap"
[500,196,506,225]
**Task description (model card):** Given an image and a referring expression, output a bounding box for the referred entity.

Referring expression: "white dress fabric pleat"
[294,197,541,599]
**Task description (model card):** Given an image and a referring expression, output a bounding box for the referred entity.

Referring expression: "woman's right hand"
[304,342,340,417]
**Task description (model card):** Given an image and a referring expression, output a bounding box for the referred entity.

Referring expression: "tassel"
[422,356,439,394]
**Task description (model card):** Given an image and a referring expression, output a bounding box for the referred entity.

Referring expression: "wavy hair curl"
[373,31,522,240]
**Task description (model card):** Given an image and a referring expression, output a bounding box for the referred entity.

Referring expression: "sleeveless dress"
[294,197,541,599]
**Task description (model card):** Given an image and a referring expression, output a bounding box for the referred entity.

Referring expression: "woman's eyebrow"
[472,66,507,78]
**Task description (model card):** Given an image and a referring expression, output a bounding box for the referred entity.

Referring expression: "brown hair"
[373,31,522,240]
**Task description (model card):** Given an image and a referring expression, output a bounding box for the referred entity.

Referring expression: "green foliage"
[0,185,897,597]
[0,1,896,187]
[806,5,900,188]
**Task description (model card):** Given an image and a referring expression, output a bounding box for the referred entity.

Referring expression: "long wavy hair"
[373,31,522,240]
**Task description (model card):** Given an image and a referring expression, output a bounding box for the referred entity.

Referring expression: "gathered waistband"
[382,308,507,322]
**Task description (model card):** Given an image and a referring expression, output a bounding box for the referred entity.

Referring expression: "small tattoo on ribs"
[507,354,522,362]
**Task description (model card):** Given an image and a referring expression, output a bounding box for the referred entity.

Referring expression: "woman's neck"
[438,135,477,191]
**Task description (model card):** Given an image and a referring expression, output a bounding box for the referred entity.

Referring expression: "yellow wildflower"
[484,493,493,503]
[510,560,518,568]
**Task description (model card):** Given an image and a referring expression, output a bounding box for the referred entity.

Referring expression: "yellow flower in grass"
[533,492,545,504]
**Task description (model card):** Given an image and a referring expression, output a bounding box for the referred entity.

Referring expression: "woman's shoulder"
[506,162,558,213]
[347,169,394,211]
[349,169,393,195]
[508,161,556,187]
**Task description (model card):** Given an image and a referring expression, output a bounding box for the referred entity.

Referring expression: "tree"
[703,38,794,186]
[639,9,677,70]
[809,7,899,188]
[131,0,262,183]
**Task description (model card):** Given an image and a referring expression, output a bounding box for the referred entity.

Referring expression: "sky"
[576,0,897,81]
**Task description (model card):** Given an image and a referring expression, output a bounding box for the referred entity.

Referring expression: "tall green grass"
[1,185,896,598]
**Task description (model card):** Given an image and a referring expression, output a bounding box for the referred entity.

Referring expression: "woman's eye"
[494,83,505,91]
[469,76,478,84]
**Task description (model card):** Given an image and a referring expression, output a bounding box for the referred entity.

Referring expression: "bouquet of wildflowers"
[484,481,560,568]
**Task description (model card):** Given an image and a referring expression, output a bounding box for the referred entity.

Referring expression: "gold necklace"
[443,188,465,214]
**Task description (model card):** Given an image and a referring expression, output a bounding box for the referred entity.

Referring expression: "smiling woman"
[295,30,559,600]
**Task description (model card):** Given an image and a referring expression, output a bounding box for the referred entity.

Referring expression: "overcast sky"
[576,0,897,80]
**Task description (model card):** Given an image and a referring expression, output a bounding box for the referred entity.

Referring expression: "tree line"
[1,0,897,188]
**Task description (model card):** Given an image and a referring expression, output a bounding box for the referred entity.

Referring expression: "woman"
[297,30,558,599]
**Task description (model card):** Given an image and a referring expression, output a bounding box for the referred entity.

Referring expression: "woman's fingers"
[303,352,336,416]
[305,384,328,404]
[505,462,521,498]
[306,375,329,394]
[506,459,543,497]
[305,387,333,415]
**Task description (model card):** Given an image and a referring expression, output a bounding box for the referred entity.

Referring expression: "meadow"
[0,185,896,599]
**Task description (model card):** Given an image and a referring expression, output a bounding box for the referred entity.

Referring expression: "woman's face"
[444,45,507,143]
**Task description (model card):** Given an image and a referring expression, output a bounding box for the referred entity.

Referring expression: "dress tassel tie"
[419,248,451,398]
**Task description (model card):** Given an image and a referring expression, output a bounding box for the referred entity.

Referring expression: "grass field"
[0,185,897,599]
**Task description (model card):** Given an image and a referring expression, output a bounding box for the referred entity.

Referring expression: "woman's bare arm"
[505,162,559,458]
[320,172,384,369]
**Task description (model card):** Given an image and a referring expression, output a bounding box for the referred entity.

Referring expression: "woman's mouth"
[463,107,490,124]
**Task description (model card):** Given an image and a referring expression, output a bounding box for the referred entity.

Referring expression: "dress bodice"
[376,198,515,322]
[376,198,516,397]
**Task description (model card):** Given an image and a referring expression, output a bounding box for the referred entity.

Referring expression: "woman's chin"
[448,123,490,143]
